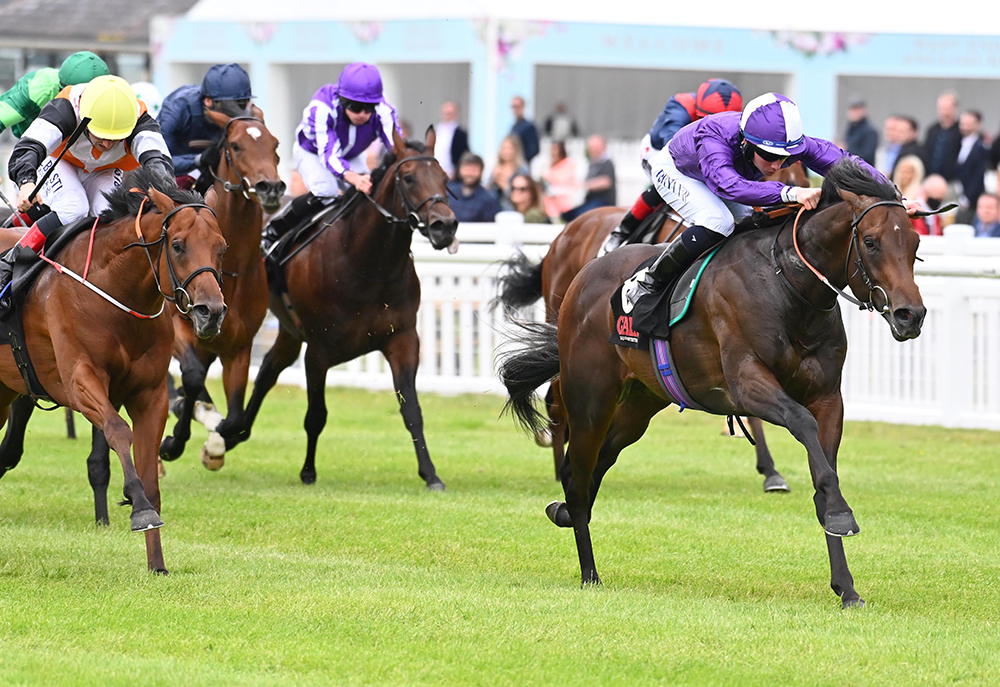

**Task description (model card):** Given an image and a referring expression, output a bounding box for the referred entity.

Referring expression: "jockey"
[1,75,173,292]
[603,79,743,254]
[0,51,109,138]
[630,92,910,304]
[158,63,254,188]
[263,62,400,243]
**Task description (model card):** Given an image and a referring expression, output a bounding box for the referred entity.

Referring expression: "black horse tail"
[493,250,544,313]
[497,321,560,435]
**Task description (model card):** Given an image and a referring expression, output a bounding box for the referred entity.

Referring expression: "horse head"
[379,126,457,251]
[204,107,286,214]
[838,189,925,341]
[146,186,229,339]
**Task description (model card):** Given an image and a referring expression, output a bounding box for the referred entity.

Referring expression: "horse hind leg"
[88,428,112,526]
[299,347,329,485]
[0,395,34,480]
[748,417,790,493]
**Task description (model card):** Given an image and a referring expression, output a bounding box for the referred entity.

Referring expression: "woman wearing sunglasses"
[630,92,914,304]
[293,62,400,199]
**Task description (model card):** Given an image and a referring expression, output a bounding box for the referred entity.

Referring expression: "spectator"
[893,155,926,205]
[509,173,550,224]
[433,101,469,180]
[399,119,413,140]
[843,97,878,166]
[923,92,962,181]
[447,153,501,223]
[878,115,923,178]
[955,110,989,223]
[914,174,951,236]
[544,102,579,142]
[972,193,1000,237]
[561,135,616,222]
[542,140,579,219]
[510,95,540,163]
[488,134,529,211]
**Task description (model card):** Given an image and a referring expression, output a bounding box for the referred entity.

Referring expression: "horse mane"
[819,158,897,207]
[100,167,203,224]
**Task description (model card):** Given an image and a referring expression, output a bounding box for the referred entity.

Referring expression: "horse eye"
[864,237,876,250]
[403,174,415,184]
[172,240,184,253]
[231,143,241,153]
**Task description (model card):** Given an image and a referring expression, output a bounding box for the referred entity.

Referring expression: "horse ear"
[392,126,406,156]
[204,108,231,129]
[147,186,177,215]
[837,188,865,214]
[250,104,265,123]
[424,125,436,152]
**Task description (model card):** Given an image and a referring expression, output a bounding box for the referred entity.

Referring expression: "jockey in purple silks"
[264,62,401,243]
[629,92,921,302]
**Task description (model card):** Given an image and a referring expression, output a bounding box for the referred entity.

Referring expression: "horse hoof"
[534,427,553,448]
[842,596,865,609]
[131,509,164,532]
[426,480,447,492]
[201,446,225,471]
[300,470,317,485]
[159,437,184,462]
[151,567,169,576]
[825,512,860,538]
[581,571,602,587]
[545,501,573,528]
[763,474,791,492]
[157,458,166,479]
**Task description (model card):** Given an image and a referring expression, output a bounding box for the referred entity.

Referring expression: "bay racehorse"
[0,168,227,572]
[496,162,808,486]
[155,107,284,470]
[225,127,458,489]
[498,159,925,607]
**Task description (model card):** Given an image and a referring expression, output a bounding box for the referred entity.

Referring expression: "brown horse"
[498,159,925,607]
[0,168,227,572]
[225,127,458,489]
[156,107,284,469]
[496,163,808,486]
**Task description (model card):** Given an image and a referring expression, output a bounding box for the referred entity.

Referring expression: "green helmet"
[58,51,110,87]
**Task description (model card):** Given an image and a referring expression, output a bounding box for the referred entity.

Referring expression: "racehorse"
[224,127,458,489]
[155,107,284,470]
[496,163,808,485]
[0,168,227,572]
[498,159,924,607]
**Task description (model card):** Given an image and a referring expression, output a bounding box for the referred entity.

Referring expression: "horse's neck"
[88,214,164,312]
[344,184,413,270]
[213,180,262,266]
[794,203,855,289]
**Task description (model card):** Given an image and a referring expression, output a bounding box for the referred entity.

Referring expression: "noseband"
[363,155,450,234]
[210,116,266,201]
[124,200,224,314]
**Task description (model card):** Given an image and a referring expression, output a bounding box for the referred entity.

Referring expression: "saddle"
[0,216,97,406]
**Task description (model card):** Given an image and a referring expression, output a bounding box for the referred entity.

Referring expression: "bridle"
[363,155,449,234]
[210,115,266,201]
[771,200,906,314]
[124,198,223,315]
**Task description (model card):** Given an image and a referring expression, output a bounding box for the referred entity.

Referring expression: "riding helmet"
[58,51,109,87]
[336,63,384,104]
[80,75,139,140]
[739,93,806,156]
[200,63,254,101]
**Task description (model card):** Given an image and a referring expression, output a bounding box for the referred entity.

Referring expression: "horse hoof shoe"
[545,501,573,528]
[131,509,164,532]
[426,481,446,492]
[763,475,791,492]
[824,512,860,538]
[534,427,553,448]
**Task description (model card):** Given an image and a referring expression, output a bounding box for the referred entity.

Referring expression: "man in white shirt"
[433,101,469,180]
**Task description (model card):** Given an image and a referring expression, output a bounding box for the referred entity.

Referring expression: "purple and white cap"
[739,93,806,156]
[337,62,384,104]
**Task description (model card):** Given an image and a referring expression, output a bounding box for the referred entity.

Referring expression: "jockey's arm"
[8,97,76,188]
[127,111,174,183]
[158,97,197,174]
[649,97,693,151]
[697,136,790,206]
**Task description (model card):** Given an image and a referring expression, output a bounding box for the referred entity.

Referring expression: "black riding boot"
[262,193,325,248]
[602,188,664,256]
[0,244,39,305]
[629,224,724,302]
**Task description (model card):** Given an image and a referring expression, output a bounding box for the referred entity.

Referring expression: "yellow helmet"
[80,75,139,140]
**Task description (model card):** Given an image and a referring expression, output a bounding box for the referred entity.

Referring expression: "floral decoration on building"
[349,22,385,45]
[242,22,277,46]
[475,20,564,73]
[766,31,870,58]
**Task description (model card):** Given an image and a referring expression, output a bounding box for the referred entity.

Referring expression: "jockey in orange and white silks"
[1,75,173,293]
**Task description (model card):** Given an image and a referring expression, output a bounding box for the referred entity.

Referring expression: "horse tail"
[493,250,545,313]
[497,321,560,435]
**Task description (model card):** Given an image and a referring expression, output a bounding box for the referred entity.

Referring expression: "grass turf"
[0,384,998,686]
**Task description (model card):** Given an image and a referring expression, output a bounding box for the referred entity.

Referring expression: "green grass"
[1,384,999,686]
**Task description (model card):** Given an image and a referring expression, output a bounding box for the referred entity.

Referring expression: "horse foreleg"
[214,348,251,456]
[809,393,862,608]
[748,417,790,493]
[71,367,163,537]
[0,395,33,480]
[298,346,329,485]
[227,325,302,450]
[383,330,445,491]
[159,346,207,462]
[125,382,170,574]
[87,428,111,526]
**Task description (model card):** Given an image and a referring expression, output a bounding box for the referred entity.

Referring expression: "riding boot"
[628,224,724,302]
[0,212,60,303]
[600,188,664,256]
[262,192,325,248]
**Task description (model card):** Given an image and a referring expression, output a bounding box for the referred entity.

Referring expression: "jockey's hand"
[16,183,37,212]
[795,187,822,210]
[903,199,923,216]
[344,171,373,195]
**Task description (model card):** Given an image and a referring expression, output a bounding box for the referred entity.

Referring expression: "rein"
[209,116,265,200]
[363,155,449,232]
[772,201,904,314]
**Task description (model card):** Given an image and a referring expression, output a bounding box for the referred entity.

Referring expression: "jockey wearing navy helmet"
[603,79,743,254]
[627,92,917,320]
[158,63,256,188]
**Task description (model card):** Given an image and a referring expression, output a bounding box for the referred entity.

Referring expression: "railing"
[234,218,1000,430]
